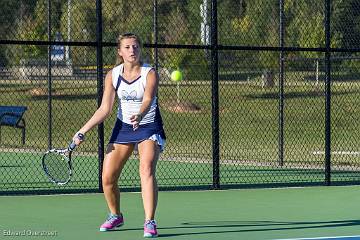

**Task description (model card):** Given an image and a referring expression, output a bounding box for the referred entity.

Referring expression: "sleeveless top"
[109,63,166,144]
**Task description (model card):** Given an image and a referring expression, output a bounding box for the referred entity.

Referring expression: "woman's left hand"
[130,114,142,131]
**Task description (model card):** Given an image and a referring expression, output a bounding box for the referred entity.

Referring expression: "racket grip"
[68,142,77,151]
[68,133,85,151]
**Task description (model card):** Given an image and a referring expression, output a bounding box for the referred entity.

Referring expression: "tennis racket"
[42,133,84,185]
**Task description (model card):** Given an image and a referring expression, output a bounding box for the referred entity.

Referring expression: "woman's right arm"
[74,70,116,143]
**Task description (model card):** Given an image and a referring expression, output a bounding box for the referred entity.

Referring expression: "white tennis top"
[111,64,159,125]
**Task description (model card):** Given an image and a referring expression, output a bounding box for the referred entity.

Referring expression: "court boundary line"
[273,235,360,240]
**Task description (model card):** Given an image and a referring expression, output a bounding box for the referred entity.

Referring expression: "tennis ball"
[171,70,183,82]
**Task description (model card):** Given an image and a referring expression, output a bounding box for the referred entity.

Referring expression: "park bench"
[0,106,27,145]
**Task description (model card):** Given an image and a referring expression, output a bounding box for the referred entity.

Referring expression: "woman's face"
[118,37,141,64]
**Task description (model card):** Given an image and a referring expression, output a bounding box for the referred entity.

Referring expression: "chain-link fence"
[1,0,360,194]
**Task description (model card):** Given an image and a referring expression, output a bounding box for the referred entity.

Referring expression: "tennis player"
[73,32,165,238]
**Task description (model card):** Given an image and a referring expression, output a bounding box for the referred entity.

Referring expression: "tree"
[332,0,360,73]
[243,0,279,86]
[10,0,66,65]
[60,1,96,66]
[284,1,343,72]
[0,0,37,65]
[217,0,280,76]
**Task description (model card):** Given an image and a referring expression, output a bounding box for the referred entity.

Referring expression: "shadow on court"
[140,219,360,238]
[99,219,360,237]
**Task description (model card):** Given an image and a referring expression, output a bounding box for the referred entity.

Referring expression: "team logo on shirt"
[121,90,137,101]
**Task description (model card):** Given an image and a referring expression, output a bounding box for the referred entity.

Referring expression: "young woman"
[73,33,165,238]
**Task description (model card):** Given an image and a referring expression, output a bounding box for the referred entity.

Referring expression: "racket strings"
[43,152,71,183]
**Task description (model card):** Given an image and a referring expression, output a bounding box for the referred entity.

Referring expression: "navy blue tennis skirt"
[109,118,166,144]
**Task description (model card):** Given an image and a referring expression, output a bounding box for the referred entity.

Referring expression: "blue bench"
[0,106,27,145]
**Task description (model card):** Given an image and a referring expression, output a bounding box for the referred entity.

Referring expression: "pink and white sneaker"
[144,220,158,238]
[99,213,124,232]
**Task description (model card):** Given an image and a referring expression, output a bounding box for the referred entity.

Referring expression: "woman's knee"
[139,163,156,179]
[102,171,118,187]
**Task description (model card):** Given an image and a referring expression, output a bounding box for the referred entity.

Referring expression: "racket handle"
[68,142,77,151]
[68,133,85,151]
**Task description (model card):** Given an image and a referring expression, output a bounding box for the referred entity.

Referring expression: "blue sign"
[51,32,65,61]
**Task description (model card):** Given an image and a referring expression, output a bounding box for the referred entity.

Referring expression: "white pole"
[200,0,209,45]
[316,59,319,86]
[177,82,180,104]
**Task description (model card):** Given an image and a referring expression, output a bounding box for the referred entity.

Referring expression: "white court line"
[313,151,360,155]
[273,235,360,240]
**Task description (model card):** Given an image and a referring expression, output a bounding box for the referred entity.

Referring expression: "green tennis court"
[1,186,360,240]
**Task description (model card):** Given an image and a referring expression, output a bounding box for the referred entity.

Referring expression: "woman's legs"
[102,143,134,215]
[138,140,160,220]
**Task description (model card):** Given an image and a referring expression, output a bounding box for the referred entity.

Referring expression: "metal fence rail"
[1,0,360,194]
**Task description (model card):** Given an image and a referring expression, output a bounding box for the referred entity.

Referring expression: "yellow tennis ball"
[171,70,183,82]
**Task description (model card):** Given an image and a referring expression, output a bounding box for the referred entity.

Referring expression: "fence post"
[278,0,285,167]
[96,0,104,192]
[211,0,220,189]
[324,0,332,185]
[153,0,158,72]
[47,0,53,150]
